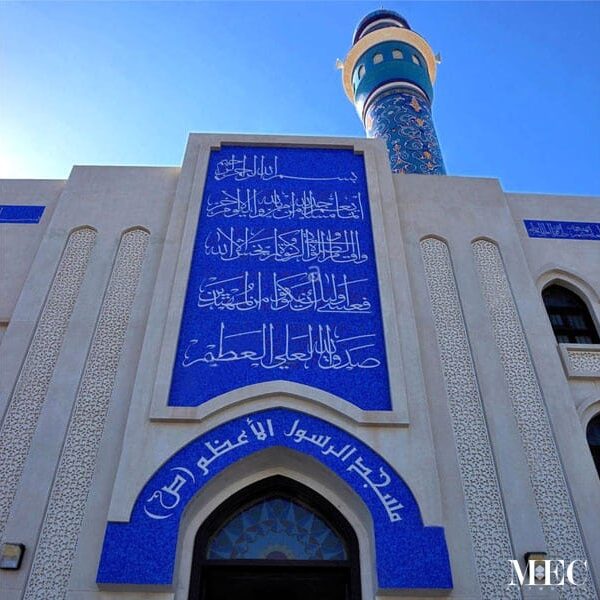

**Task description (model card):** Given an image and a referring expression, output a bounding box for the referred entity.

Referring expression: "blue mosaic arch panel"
[168,145,392,410]
[97,408,452,590]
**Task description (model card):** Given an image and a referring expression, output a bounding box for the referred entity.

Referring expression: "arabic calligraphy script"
[214,153,358,183]
[206,188,364,220]
[182,322,380,371]
[524,219,600,241]
[168,145,392,410]
[197,267,371,314]
[143,414,403,523]
[98,407,452,588]
[205,226,368,264]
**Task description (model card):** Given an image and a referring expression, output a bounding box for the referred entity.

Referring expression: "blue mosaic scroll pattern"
[168,146,391,410]
[97,408,452,589]
[524,220,600,241]
[365,91,445,175]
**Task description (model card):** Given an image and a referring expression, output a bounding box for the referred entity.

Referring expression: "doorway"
[188,476,361,600]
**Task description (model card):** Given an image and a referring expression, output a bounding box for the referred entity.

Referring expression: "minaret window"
[587,415,600,480]
[392,49,403,60]
[373,53,383,65]
[542,285,599,344]
[411,54,421,66]
[357,64,366,80]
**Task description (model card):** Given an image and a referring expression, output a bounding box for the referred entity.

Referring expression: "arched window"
[587,415,600,479]
[373,53,383,65]
[189,476,361,600]
[411,54,421,66]
[357,64,366,80]
[392,49,403,60]
[542,285,599,344]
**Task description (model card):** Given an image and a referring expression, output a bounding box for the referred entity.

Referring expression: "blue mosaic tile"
[168,145,392,411]
[207,497,347,560]
[365,90,445,175]
[0,205,45,223]
[524,220,600,241]
[97,408,452,590]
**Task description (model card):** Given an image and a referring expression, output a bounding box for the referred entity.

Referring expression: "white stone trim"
[23,229,149,600]
[0,226,96,542]
[472,238,597,600]
[147,135,409,424]
[420,237,520,599]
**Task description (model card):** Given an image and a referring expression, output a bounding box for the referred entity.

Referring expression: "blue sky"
[1,1,599,196]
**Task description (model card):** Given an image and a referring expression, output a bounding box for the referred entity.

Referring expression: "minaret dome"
[352,9,411,44]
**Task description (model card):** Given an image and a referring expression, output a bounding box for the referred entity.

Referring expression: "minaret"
[341,9,446,175]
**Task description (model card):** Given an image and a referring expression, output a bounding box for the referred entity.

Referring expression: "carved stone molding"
[24,229,149,600]
[0,227,97,542]
[472,239,597,600]
[420,237,519,599]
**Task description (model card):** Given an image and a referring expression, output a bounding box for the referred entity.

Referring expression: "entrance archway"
[188,476,361,600]
[97,408,452,590]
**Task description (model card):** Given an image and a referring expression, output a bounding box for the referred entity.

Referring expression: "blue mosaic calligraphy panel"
[168,146,392,410]
[524,220,600,241]
[97,408,452,589]
[0,205,45,223]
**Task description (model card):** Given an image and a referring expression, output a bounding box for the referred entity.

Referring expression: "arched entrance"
[188,476,361,600]
[97,408,452,590]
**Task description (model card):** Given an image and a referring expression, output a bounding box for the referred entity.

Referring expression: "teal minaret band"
[342,10,446,175]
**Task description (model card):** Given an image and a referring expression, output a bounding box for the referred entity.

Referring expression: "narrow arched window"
[392,49,403,60]
[542,285,599,344]
[411,54,421,66]
[587,415,600,480]
[189,476,361,600]
[373,53,384,64]
[357,64,366,80]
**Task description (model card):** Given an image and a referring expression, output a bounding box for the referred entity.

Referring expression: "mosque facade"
[1,10,599,600]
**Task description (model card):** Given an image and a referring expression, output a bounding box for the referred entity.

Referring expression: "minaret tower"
[341,9,446,174]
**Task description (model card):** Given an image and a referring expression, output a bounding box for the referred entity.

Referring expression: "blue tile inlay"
[97,408,452,589]
[0,205,45,223]
[524,220,600,241]
[365,90,445,175]
[168,145,392,410]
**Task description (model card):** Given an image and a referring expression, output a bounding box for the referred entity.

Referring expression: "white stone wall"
[0,166,177,600]
[0,179,64,340]
[1,134,598,599]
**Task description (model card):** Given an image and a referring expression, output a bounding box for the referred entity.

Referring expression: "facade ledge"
[559,343,600,379]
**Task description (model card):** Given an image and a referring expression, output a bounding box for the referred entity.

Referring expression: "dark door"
[189,477,361,600]
[202,564,350,600]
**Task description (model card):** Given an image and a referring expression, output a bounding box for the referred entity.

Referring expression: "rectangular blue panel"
[0,205,45,223]
[524,219,600,241]
[168,145,392,410]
